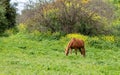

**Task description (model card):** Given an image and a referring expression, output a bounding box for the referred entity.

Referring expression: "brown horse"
[65,38,85,57]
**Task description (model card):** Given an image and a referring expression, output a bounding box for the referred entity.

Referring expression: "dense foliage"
[0,0,16,34]
[19,0,115,36]
[110,0,120,36]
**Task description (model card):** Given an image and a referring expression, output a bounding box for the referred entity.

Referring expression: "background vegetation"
[0,0,16,34]
[18,0,118,36]
[0,0,120,75]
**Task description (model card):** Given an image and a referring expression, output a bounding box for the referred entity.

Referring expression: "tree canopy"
[0,0,16,34]
[14,0,120,36]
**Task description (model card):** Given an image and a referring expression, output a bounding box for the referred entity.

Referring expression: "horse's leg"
[81,47,85,57]
[75,49,77,55]
[79,48,82,55]
[70,48,72,54]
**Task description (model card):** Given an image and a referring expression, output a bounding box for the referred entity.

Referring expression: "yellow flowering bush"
[92,36,99,41]
[92,14,101,21]
[66,33,88,41]
[87,35,116,49]
[31,30,41,36]
[102,36,115,43]
[81,0,90,4]
[18,23,27,33]
[4,27,18,36]
[5,29,15,36]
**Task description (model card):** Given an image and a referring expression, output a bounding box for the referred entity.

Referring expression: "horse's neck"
[67,41,73,49]
[66,45,70,50]
[66,38,75,50]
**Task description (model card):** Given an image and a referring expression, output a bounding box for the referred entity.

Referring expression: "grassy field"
[0,33,120,75]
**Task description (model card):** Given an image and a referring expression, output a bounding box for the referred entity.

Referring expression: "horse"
[65,38,85,57]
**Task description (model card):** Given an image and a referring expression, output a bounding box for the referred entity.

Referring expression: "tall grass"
[0,32,120,75]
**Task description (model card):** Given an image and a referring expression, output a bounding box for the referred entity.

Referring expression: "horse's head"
[65,48,69,56]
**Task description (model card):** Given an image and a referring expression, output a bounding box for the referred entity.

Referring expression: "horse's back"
[70,38,84,48]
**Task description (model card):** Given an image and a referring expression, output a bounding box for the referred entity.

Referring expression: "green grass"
[0,34,120,75]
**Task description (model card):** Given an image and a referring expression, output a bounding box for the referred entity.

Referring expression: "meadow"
[0,33,120,75]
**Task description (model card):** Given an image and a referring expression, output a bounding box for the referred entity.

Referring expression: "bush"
[19,0,114,36]
[87,36,116,49]
[17,23,27,33]
[3,27,18,36]
[64,33,118,49]
[25,31,63,41]
[114,37,120,48]
[66,33,88,41]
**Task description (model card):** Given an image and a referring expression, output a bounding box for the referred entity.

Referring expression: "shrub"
[114,37,120,48]
[3,27,18,36]
[87,36,116,49]
[17,23,27,33]
[19,0,114,36]
[66,33,88,41]
[64,33,118,49]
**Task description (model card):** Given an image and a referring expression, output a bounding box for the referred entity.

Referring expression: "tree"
[0,5,7,33]
[0,0,16,34]
[19,0,114,35]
